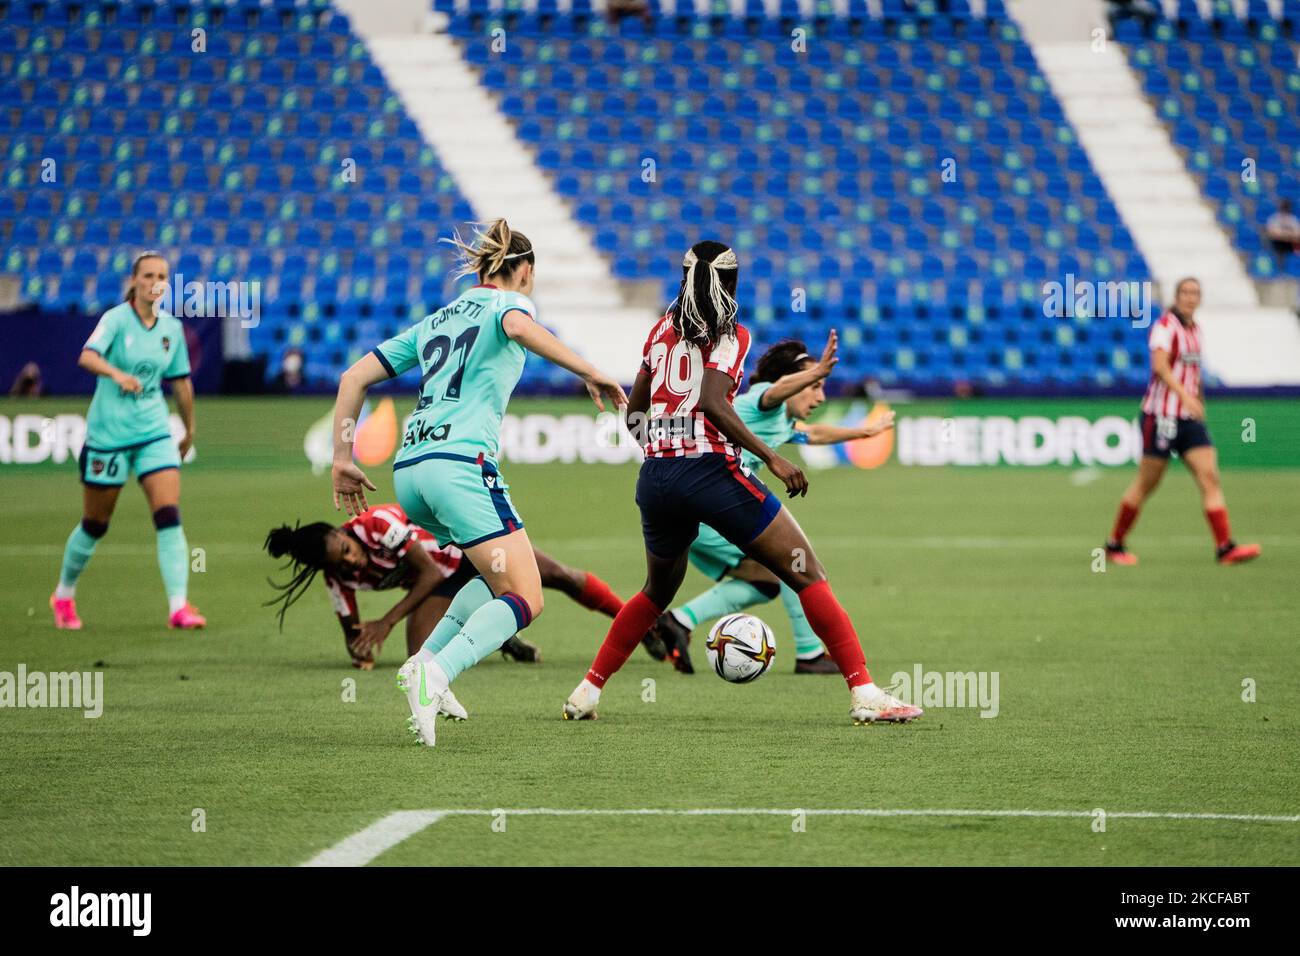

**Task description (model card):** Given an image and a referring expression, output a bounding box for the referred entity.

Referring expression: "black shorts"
[636,453,782,559]
[432,558,478,598]
[1141,413,1213,459]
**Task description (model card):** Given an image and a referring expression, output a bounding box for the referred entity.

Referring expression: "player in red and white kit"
[1104,277,1260,565]
[264,504,628,670]
[562,240,920,725]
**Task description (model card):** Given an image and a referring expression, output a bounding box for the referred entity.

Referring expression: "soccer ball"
[705,614,776,683]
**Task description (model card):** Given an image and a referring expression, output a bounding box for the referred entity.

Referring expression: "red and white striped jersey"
[638,312,751,458]
[324,504,461,618]
[1141,311,1203,419]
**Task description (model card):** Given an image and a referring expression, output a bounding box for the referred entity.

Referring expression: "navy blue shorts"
[636,453,783,559]
[1141,413,1213,459]
[432,558,478,598]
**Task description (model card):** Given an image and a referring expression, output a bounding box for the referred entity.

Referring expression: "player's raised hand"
[768,454,809,498]
[584,370,629,412]
[332,460,376,516]
[814,329,839,378]
[863,409,896,436]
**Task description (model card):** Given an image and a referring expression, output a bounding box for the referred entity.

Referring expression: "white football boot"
[849,683,923,725]
[396,658,449,746]
[438,687,468,722]
[561,678,601,720]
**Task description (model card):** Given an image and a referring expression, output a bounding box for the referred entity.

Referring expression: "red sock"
[797,580,871,688]
[586,591,663,688]
[1110,502,1139,546]
[576,572,625,618]
[1205,507,1232,549]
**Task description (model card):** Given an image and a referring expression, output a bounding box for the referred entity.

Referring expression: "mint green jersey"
[374,285,535,465]
[83,302,191,450]
[734,381,807,472]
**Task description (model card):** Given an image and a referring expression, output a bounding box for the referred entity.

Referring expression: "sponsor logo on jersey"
[401,420,452,449]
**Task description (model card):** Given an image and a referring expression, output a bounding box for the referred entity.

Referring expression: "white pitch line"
[302,807,1300,866]
[301,810,446,867]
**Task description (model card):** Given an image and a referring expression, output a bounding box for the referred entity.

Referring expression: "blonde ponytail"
[442,219,534,281]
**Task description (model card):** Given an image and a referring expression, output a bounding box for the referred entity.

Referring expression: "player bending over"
[330,219,627,746]
[647,331,895,675]
[263,504,627,669]
[51,251,206,631]
[1103,277,1259,566]
[563,241,920,725]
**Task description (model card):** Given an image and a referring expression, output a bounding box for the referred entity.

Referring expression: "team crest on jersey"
[161,336,171,353]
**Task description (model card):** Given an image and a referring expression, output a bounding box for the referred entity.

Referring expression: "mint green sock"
[674,579,771,629]
[432,598,523,682]
[781,583,825,659]
[58,525,100,591]
[418,576,493,659]
[156,525,189,602]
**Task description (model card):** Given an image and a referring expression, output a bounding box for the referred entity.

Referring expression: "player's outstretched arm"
[758,329,838,411]
[331,353,385,515]
[699,369,808,497]
[502,309,628,411]
[798,410,896,445]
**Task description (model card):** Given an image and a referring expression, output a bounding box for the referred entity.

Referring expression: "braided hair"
[263,522,335,631]
[667,240,739,349]
[752,339,814,384]
[441,218,534,282]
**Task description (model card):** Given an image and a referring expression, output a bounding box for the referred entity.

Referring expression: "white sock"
[578,678,601,700]
[670,609,693,629]
[853,681,884,701]
[425,659,450,691]
[168,595,188,615]
[55,583,76,600]
[414,646,437,664]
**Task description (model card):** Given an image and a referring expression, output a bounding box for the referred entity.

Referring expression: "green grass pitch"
[2,397,1297,866]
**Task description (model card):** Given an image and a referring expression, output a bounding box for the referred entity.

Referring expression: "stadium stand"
[9,0,1298,392]
[445,0,1156,390]
[1116,0,1300,281]
[0,0,487,386]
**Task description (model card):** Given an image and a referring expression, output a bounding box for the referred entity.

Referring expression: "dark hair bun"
[264,526,295,559]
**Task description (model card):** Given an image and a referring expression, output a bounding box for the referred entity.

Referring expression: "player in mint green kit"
[646,332,895,674]
[330,219,627,747]
[51,252,207,631]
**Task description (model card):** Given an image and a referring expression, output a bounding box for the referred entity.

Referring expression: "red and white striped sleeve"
[356,506,417,558]
[704,324,750,378]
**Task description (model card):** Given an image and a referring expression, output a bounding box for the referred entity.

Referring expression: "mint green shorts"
[689,525,746,581]
[79,434,180,487]
[393,452,524,549]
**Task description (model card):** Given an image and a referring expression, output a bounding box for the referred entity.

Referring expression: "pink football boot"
[168,603,207,630]
[50,594,83,630]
